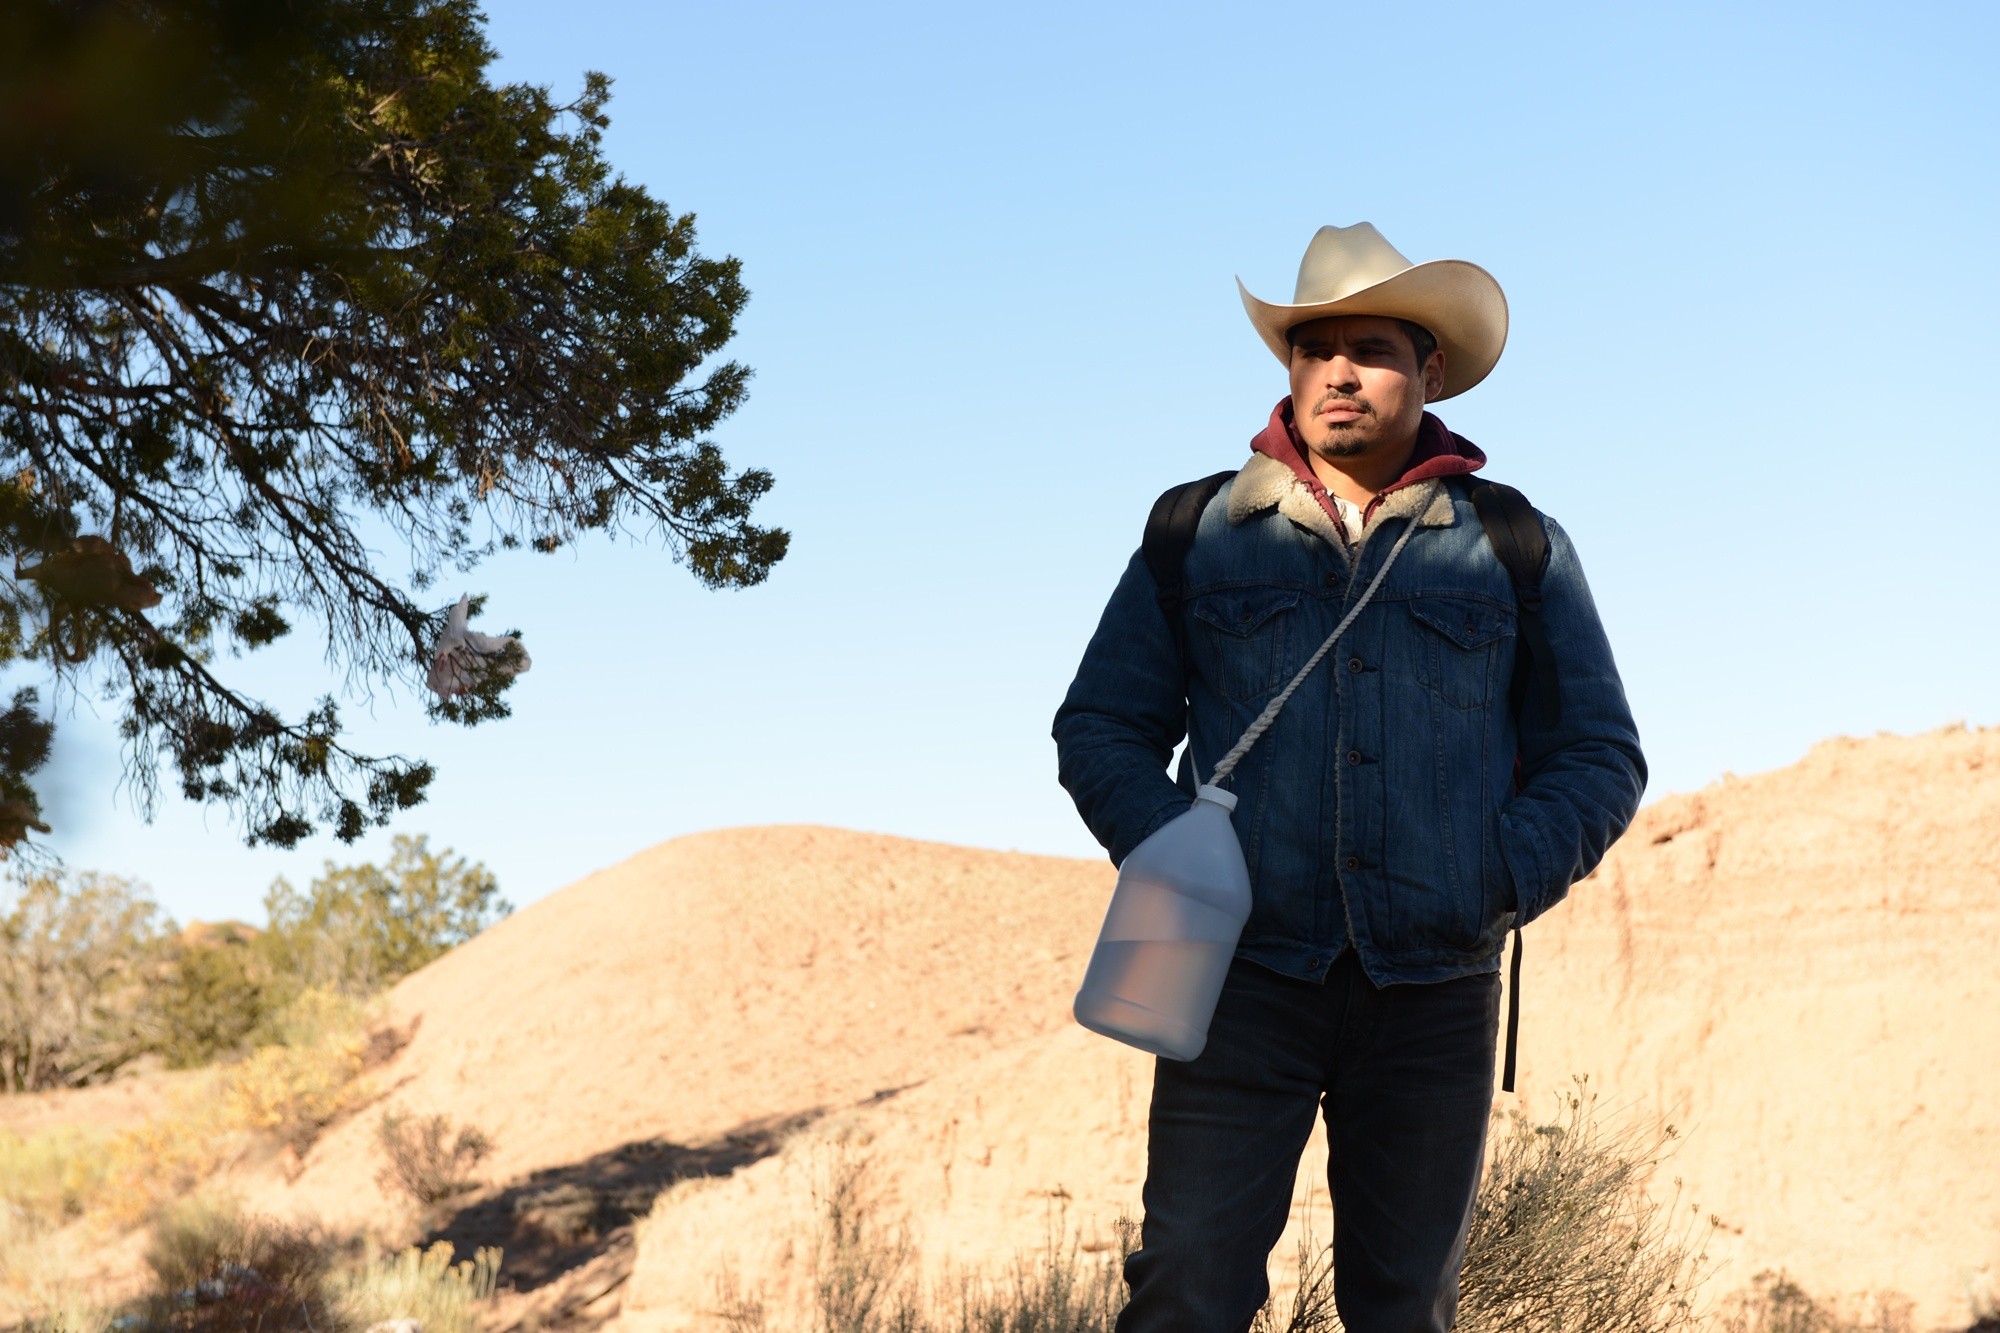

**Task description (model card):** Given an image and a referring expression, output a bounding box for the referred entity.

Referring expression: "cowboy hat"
[1237,222,1509,400]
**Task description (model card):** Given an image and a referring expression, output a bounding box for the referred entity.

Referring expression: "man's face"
[1286,315,1445,463]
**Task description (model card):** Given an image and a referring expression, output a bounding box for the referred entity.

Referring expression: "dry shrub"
[943,1218,1133,1333]
[0,1127,114,1227]
[375,1109,493,1206]
[88,992,372,1225]
[323,1241,502,1333]
[1712,1270,1917,1333]
[138,1194,337,1331]
[1244,1083,1722,1333]
[1452,1079,1717,1333]
[514,1183,600,1245]
[0,1208,108,1333]
[713,1145,1133,1333]
[135,1205,499,1333]
[810,1147,916,1333]
[1250,1194,1335,1333]
[730,1078,1716,1333]
[214,988,372,1153]
[99,1078,236,1226]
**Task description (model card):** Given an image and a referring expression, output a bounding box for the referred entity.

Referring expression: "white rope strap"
[1207,515,1422,785]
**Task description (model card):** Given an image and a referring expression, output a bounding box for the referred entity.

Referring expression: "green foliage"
[0,1126,115,1227]
[149,930,267,1069]
[261,833,511,998]
[0,0,785,852]
[0,835,500,1078]
[148,834,504,1067]
[0,870,170,1090]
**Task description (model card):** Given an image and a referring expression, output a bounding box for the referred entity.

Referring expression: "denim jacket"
[1052,452,1646,986]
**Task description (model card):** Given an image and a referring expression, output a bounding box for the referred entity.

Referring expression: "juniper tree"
[0,0,785,851]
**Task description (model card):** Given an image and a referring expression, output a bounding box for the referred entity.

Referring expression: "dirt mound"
[246,826,1113,1232]
[609,727,2000,1331]
[1507,726,2000,1324]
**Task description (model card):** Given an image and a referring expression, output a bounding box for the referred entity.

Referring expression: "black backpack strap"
[1142,469,1237,673]
[1501,926,1524,1093]
[1465,479,1562,729]
[1461,476,1559,1097]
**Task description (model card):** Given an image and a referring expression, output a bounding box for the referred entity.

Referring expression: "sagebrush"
[324,1241,503,1333]
[375,1109,494,1206]
[713,1086,1721,1333]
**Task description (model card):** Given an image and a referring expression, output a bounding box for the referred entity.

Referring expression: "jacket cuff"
[1114,793,1195,867]
[1499,806,1553,926]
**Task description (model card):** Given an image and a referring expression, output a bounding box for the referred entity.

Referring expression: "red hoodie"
[1251,398,1486,536]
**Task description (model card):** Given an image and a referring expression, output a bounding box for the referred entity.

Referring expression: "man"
[1051,223,1646,1332]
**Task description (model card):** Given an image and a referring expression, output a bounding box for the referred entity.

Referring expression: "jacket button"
[1347,657,1363,673]
[1323,572,1339,588]
[1307,955,1323,970]
[1346,749,1362,765]
[1345,855,1360,870]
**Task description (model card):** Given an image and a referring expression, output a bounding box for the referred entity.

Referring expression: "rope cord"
[1207,515,1423,786]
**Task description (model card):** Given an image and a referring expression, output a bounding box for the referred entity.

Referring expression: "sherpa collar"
[1228,398,1481,567]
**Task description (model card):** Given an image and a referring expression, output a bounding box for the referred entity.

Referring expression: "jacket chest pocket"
[1192,589,1302,703]
[1407,597,1513,710]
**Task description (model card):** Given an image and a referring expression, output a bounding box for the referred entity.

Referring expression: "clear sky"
[25,0,2000,925]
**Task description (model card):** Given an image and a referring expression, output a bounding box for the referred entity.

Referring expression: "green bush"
[0,1126,115,1227]
[0,836,508,1082]
[0,871,171,1090]
[150,930,269,1068]
[259,834,511,1000]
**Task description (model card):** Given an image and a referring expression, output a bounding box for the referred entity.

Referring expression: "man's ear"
[1422,350,1447,402]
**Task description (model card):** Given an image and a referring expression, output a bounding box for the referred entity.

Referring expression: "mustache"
[1311,392,1371,417]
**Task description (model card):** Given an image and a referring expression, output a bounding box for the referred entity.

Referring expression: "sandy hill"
[247,826,1114,1232]
[234,727,2000,1331]
[609,728,2000,1331]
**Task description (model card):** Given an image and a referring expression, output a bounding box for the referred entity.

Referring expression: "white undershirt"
[1328,491,1367,546]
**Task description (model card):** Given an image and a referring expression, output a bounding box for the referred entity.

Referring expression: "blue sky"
[29,0,2000,924]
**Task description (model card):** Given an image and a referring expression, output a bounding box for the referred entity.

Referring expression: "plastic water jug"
[1072,784,1252,1061]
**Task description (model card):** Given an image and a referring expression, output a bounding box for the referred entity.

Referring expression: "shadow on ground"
[425,1107,824,1299]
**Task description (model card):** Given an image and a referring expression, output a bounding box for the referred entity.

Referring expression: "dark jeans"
[1116,951,1501,1333]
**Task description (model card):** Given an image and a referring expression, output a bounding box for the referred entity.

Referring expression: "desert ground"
[9,726,1997,1329]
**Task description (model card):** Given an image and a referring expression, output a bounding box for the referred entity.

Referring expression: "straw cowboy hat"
[1238,222,1509,400]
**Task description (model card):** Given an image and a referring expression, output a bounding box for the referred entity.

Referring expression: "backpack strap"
[1461,476,1561,1098]
[1465,478,1562,728]
[1142,470,1237,673]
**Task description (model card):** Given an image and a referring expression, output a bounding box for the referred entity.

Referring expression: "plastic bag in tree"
[426,594,531,699]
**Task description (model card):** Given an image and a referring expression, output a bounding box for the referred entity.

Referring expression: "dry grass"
[212,988,372,1155]
[0,1209,108,1333]
[1711,1270,1918,1333]
[7,1198,501,1333]
[134,1194,339,1332]
[0,1126,115,1228]
[1453,1078,1719,1333]
[0,989,378,1229]
[322,1240,503,1333]
[373,1108,493,1207]
[709,1082,1738,1333]
[711,1147,1133,1333]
